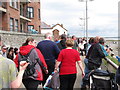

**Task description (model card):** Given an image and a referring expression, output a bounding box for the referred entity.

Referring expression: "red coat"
[14,45,47,81]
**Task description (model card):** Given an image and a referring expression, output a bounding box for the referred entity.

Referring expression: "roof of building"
[41,22,52,29]
[52,24,68,31]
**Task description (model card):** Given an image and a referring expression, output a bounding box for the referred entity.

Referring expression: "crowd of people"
[0,45,19,60]
[0,33,114,90]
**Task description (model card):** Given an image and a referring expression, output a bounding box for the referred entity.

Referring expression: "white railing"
[104,57,118,70]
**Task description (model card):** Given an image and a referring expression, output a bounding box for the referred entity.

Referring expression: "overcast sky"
[41,0,119,37]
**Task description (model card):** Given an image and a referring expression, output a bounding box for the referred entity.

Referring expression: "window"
[28,25,34,31]
[38,9,40,19]
[28,7,34,18]
[20,23,23,32]
[10,0,18,9]
[10,0,14,7]
[10,18,14,31]
[15,19,18,31]
[14,0,18,9]
[20,4,23,16]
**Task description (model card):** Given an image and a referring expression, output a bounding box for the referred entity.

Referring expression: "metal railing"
[104,57,118,70]
[0,27,41,34]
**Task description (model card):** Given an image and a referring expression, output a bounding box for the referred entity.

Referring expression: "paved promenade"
[20,56,85,89]
[74,56,85,88]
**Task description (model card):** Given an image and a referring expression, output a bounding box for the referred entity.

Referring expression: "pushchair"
[43,72,60,90]
[89,69,118,90]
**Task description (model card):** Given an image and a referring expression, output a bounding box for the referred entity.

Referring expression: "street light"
[79,0,94,42]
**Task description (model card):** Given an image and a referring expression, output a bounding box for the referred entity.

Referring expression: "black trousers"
[42,61,55,86]
[60,74,76,90]
[22,78,40,90]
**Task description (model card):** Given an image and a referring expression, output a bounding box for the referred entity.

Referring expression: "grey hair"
[44,33,52,39]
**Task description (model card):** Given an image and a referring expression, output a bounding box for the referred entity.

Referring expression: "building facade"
[0,0,41,33]
[41,22,68,40]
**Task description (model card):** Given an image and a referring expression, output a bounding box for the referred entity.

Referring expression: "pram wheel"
[91,83,95,90]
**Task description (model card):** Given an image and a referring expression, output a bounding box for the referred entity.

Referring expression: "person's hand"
[106,48,110,53]
[82,72,85,78]
[19,61,29,71]
[45,69,48,74]
[54,68,59,73]
[54,69,58,73]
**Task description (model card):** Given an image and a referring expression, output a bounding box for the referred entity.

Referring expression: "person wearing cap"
[0,45,7,57]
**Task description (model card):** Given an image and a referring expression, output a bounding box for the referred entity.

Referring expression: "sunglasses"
[3,48,7,50]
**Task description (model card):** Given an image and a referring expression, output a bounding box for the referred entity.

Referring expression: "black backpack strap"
[36,58,47,72]
[26,48,35,57]
[18,48,35,64]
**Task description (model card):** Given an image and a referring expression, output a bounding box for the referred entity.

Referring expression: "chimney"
[61,24,63,27]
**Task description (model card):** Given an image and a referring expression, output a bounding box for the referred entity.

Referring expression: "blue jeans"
[82,58,101,87]
[84,58,91,74]
[81,58,91,87]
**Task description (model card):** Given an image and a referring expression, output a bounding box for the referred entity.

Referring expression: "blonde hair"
[66,39,74,47]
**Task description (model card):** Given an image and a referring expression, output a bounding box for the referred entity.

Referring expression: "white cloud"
[41,0,118,37]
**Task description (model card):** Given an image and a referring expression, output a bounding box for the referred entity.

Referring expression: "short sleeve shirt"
[57,49,80,75]
[0,55,17,89]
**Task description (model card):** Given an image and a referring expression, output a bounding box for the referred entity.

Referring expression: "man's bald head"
[94,36,100,43]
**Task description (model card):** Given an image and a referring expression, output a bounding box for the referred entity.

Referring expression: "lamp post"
[79,0,93,42]
[86,0,88,42]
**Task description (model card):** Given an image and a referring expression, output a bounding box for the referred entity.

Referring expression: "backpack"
[18,48,37,76]
[18,48,47,76]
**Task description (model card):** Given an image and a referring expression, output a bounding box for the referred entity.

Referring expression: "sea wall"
[0,30,44,48]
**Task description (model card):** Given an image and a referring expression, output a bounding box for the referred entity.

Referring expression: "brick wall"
[0,30,44,48]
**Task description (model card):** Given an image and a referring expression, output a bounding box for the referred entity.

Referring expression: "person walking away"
[72,35,80,51]
[87,37,107,70]
[79,40,85,56]
[81,37,95,88]
[0,36,29,89]
[54,39,84,90]
[37,33,60,86]
[14,37,48,90]
[57,34,67,50]
[81,37,108,89]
